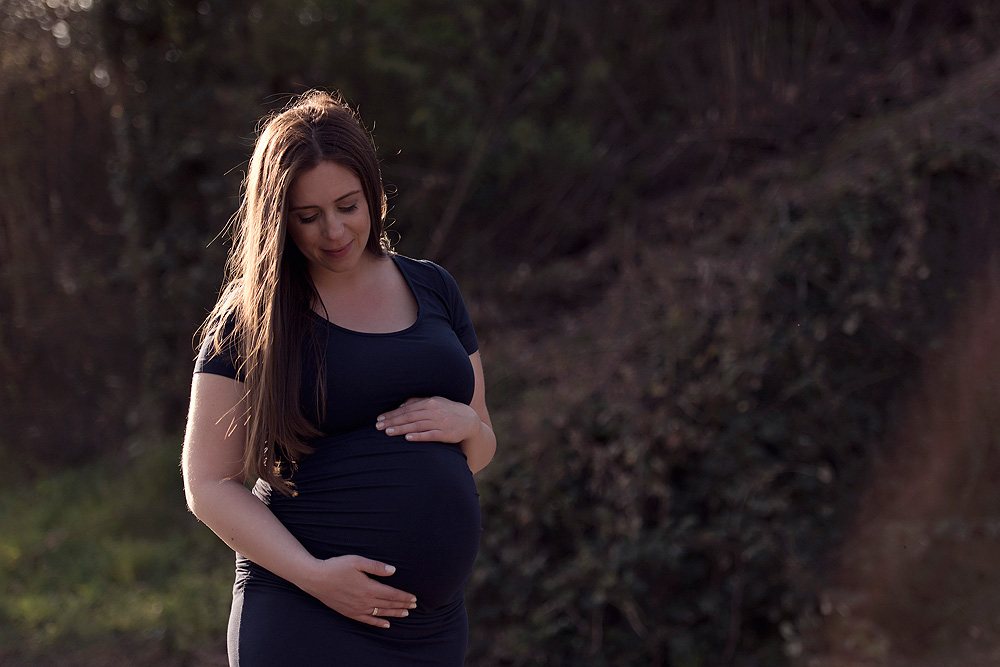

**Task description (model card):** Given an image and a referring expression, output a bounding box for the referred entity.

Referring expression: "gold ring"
[372,607,379,616]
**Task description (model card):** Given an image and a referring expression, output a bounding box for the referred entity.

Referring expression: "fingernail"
[409,601,417,609]
[401,610,408,617]
[386,427,395,435]
[383,622,391,629]
[386,565,396,574]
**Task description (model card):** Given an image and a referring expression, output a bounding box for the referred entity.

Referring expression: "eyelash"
[296,204,358,223]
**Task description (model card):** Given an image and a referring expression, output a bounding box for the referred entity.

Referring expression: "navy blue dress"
[195,255,482,666]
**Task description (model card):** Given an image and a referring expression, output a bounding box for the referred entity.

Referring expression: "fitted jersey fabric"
[194,254,482,666]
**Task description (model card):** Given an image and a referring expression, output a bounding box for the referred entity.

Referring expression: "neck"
[308,250,385,297]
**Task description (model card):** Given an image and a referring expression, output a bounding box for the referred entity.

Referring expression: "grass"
[0,441,234,664]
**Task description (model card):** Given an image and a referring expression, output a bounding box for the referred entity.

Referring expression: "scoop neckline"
[308,254,421,337]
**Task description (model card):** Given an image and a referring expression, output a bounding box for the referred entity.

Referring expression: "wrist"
[289,554,326,594]
[461,413,485,445]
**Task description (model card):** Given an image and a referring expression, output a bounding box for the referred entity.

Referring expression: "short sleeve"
[433,263,479,355]
[194,316,243,381]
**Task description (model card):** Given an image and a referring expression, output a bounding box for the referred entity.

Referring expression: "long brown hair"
[201,90,389,495]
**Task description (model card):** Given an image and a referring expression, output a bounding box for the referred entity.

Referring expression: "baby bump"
[259,429,482,610]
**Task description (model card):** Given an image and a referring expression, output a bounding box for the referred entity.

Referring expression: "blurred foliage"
[0,442,232,665]
[6,0,1000,665]
[465,45,1000,664]
[0,0,134,469]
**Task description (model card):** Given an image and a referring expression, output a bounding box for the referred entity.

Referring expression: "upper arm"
[468,351,492,429]
[182,373,249,508]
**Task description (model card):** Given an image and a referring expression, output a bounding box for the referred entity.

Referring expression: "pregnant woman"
[181,90,496,666]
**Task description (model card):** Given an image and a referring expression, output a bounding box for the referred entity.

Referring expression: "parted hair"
[200,89,389,495]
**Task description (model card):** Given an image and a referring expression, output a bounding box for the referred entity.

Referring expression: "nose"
[320,211,345,239]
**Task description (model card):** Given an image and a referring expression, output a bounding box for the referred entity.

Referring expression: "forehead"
[289,161,363,204]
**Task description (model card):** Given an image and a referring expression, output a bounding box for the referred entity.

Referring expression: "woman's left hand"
[375,397,481,444]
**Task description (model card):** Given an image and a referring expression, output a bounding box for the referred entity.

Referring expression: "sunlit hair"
[200,89,389,495]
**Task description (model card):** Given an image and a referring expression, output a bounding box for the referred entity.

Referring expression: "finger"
[353,598,416,628]
[353,612,392,629]
[366,603,410,618]
[372,592,419,608]
[354,557,398,578]
[401,430,446,442]
[400,397,426,406]
[361,574,418,605]
[375,411,408,429]
[376,413,411,430]
[377,410,432,429]
[383,419,436,436]
[368,582,419,606]
[373,604,413,618]
[377,398,431,422]
[376,408,424,427]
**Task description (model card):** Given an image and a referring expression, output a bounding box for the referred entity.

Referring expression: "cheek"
[358,207,373,238]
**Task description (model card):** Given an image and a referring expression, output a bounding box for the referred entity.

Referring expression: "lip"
[322,240,353,258]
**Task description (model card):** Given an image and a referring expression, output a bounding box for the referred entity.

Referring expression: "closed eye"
[338,204,358,213]
[297,213,319,223]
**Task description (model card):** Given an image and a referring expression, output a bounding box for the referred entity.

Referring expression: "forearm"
[461,420,496,474]
[186,479,321,589]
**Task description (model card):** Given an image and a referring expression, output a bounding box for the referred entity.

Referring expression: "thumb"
[358,558,397,577]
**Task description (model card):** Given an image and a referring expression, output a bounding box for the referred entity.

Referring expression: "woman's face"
[286,160,372,281]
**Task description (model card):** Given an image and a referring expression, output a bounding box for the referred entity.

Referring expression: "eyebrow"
[289,189,361,210]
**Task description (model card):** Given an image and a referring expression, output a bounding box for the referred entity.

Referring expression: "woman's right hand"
[298,555,417,628]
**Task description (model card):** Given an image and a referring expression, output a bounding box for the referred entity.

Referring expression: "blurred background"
[4,0,1000,665]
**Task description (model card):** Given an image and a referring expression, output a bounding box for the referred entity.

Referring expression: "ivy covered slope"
[465,53,1000,666]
